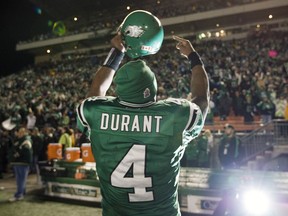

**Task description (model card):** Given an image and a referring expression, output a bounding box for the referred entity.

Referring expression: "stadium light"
[241,189,270,215]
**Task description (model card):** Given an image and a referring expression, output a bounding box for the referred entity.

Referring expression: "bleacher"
[204,115,262,133]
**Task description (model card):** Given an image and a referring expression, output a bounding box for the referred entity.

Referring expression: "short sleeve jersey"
[76,96,203,216]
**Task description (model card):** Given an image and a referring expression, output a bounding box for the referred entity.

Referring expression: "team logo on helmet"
[141,41,161,52]
[124,25,145,38]
[141,45,153,51]
[143,88,151,99]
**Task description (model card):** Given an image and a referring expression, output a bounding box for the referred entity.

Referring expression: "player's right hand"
[111,32,126,53]
[173,35,195,58]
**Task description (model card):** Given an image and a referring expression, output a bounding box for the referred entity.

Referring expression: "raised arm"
[173,35,210,119]
[87,33,125,97]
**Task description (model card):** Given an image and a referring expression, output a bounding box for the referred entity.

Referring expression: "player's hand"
[111,32,126,53]
[173,35,195,58]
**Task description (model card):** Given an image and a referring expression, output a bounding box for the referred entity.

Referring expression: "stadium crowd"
[0,27,288,176]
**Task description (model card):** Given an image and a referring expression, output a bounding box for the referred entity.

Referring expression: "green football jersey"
[76,96,203,216]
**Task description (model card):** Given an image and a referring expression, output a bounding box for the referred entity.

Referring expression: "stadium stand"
[1,0,287,170]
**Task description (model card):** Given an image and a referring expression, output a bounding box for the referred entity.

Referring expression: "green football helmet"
[119,10,164,59]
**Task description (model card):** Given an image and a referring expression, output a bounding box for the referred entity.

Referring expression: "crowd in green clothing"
[1,30,287,131]
[0,29,287,176]
[182,124,244,170]
[182,129,214,168]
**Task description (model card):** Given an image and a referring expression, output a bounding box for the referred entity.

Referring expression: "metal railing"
[240,119,288,164]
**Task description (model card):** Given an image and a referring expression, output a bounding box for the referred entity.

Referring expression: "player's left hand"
[173,35,195,58]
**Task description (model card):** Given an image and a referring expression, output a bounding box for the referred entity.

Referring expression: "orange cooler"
[47,143,63,160]
[81,143,95,162]
[65,147,81,162]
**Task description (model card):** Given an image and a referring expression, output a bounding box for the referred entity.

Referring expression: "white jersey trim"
[77,99,88,127]
[76,99,92,140]
[118,99,156,108]
[185,101,201,131]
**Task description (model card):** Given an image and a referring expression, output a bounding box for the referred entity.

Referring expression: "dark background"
[0,0,52,77]
[0,0,132,78]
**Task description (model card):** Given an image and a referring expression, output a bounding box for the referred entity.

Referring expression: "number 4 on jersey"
[111,144,154,202]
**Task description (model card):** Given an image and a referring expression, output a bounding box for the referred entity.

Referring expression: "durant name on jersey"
[100,113,163,133]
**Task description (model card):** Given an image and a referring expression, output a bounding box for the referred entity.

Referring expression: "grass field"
[0,173,202,216]
[0,174,102,216]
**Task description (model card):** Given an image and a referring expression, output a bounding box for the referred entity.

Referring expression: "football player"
[77,10,210,216]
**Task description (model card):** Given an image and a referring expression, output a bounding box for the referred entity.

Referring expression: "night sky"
[0,0,52,78]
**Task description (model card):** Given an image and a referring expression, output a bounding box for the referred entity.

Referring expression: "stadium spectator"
[58,126,72,156]
[30,127,44,184]
[217,87,232,120]
[40,126,57,161]
[218,123,243,169]
[26,109,37,130]
[197,131,211,168]
[242,92,255,124]
[256,95,276,125]
[183,129,214,168]
[8,127,33,202]
[60,108,70,127]
[274,94,287,120]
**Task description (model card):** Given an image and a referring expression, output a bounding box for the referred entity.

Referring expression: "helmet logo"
[141,45,153,51]
[124,25,144,38]
[143,88,151,98]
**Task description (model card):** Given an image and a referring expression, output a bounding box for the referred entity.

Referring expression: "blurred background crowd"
[0,0,288,177]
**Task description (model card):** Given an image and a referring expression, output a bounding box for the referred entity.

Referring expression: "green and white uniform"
[77,96,203,216]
